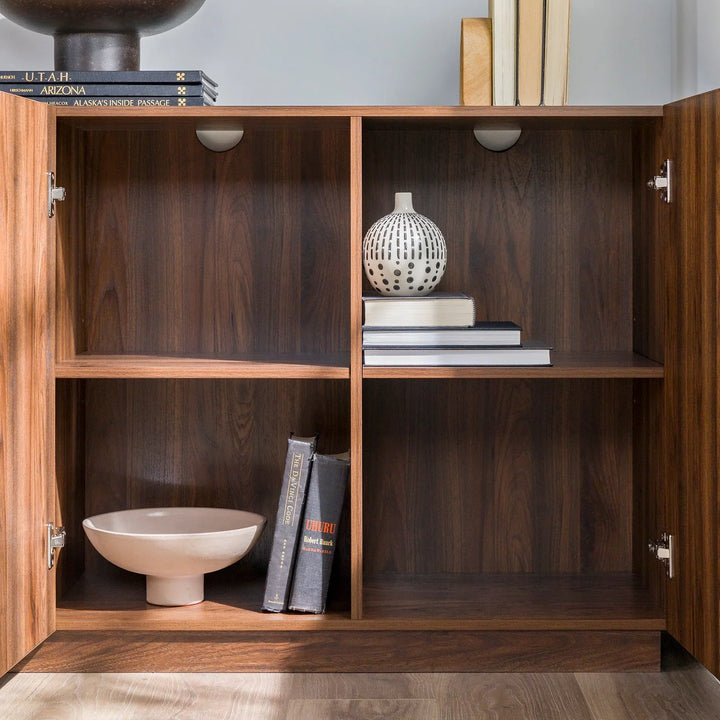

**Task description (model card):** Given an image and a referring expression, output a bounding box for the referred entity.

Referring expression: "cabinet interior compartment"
[55,117,352,367]
[359,116,666,626]
[55,377,352,619]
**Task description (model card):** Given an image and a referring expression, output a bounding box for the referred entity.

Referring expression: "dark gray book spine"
[288,452,350,614]
[262,434,317,612]
[0,83,214,97]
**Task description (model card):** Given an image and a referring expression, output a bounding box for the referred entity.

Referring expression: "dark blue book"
[288,451,350,614]
[22,96,210,107]
[0,70,217,86]
[0,83,216,98]
[262,434,318,612]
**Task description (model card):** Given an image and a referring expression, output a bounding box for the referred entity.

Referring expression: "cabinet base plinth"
[14,630,660,673]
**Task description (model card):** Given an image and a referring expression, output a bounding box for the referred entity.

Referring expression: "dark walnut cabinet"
[0,90,718,675]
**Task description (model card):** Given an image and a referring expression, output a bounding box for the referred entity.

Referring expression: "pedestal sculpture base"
[55,32,140,71]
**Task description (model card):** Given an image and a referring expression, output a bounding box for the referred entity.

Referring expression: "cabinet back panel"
[71,127,349,356]
[362,128,633,352]
[77,379,350,585]
[362,379,632,574]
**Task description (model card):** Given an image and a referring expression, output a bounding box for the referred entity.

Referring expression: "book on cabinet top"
[543,0,571,105]
[362,292,475,328]
[0,69,217,86]
[517,0,546,106]
[489,0,517,105]
[0,82,216,98]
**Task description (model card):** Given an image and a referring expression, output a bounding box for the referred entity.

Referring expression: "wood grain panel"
[362,127,633,354]
[349,117,364,618]
[631,121,667,607]
[0,94,55,673]
[663,89,720,676]
[72,379,350,603]
[14,629,659,673]
[77,125,349,358]
[363,380,632,575]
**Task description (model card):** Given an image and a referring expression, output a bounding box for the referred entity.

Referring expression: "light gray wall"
[0,1,687,106]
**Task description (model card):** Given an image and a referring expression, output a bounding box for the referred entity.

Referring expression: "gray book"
[262,433,318,612]
[288,451,350,614]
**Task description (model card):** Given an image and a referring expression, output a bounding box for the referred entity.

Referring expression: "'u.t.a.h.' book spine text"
[262,434,317,612]
[288,451,350,614]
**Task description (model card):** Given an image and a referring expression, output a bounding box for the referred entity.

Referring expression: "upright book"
[288,451,350,614]
[363,292,475,328]
[460,17,493,106]
[517,0,546,106]
[543,0,571,105]
[262,433,318,612]
[489,0,517,105]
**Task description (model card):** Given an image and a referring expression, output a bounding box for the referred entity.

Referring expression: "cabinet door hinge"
[47,171,66,218]
[648,532,675,578]
[646,159,672,203]
[46,522,66,569]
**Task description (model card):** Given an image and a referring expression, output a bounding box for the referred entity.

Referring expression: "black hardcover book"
[262,433,318,612]
[0,70,217,86]
[288,451,350,614]
[24,96,210,107]
[0,83,216,98]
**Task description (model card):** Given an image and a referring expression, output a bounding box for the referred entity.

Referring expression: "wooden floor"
[1,636,718,719]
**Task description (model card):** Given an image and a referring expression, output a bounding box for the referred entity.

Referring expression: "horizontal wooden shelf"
[57,574,351,632]
[363,351,664,379]
[52,104,664,122]
[362,573,666,631]
[55,353,350,379]
[56,571,664,632]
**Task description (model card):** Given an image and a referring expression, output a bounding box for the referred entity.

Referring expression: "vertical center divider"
[349,116,364,619]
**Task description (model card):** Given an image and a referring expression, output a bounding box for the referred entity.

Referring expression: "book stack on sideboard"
[362,292,552,366]
[460,0,571,106]
[0,69,217,107]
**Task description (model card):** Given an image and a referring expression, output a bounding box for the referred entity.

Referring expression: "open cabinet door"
[0,94,56,674]
[663,88,720,677]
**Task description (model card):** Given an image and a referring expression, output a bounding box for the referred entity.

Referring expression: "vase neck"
[393,192,415,213]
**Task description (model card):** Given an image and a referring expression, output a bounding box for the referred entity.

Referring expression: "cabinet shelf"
[362,574,666,631]
[55,353,350,379]
[56,572,664,633]
[363,352,664,379]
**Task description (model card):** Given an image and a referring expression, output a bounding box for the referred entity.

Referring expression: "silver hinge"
[46,522,66,570]
[648,532,675,578]
[47,171,66,218]
[647,159,672,203]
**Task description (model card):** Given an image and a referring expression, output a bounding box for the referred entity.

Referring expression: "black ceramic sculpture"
[0,0,206,70]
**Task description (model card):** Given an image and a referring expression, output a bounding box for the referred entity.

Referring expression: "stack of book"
[262,434,350,615]
[0,69,217,107]
[362,292,552,366]
[460,0,571,106]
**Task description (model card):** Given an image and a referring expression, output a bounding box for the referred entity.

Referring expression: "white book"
[363,321,522,347]
[489,0,518,105]
[363,344,551,367]
[362,292,475,328]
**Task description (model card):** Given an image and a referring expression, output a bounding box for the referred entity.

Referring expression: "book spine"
[0,83,213,97]
[288,452,350,614]
[262,434,317,612]
[23,96,209,107]
[0,70,216,85]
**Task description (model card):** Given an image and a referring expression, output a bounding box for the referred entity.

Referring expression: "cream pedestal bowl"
[83,507,266,606]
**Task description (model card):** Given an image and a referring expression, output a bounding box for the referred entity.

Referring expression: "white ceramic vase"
[363,192,446,296]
